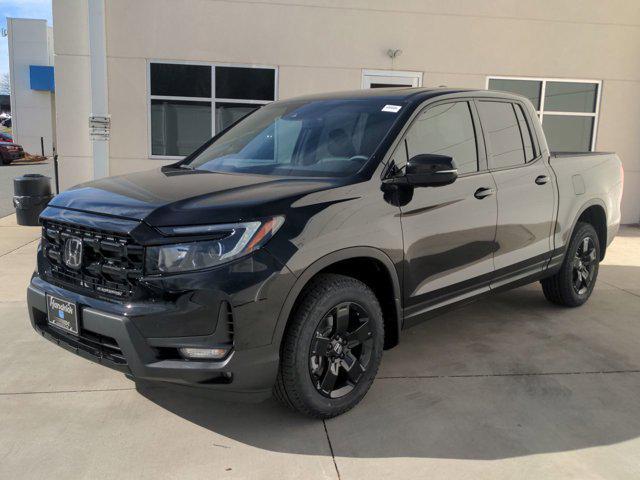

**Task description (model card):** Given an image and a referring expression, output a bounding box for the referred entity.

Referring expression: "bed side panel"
[550,153,622,251]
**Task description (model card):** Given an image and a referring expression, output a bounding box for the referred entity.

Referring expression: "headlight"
[146,216,284,274]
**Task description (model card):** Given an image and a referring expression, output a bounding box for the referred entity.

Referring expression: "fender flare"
[270,246,403,350]
[565,197,608,247]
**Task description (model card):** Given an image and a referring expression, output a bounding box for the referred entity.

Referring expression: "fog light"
[178,347,229,360]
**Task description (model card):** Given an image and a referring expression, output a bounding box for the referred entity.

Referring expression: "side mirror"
[405,154,458,187]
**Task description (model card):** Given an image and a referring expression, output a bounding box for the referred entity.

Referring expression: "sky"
[0,0,53,80]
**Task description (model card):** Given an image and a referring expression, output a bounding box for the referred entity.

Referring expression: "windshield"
[184,98,403,177]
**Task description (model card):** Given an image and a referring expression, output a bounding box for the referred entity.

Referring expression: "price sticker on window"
[381,105,402,113]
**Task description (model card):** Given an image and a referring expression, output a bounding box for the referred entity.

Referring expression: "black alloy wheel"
[572,236,597,295]
[541,222,600,307]
[274,273,384,418]
[309,302,374,399]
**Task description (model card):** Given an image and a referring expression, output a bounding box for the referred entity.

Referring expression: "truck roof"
[285,87,525,106]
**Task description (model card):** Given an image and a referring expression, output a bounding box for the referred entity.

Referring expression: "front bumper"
[27,260,294,401]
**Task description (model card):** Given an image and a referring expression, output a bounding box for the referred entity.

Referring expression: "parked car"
[0,132,13,143]
[27,88,623,418]
[0,141,24,165]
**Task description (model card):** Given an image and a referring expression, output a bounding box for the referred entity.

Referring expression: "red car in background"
[0,142,24,165]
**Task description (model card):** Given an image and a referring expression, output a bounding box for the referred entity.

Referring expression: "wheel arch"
[272,247,402,352]
[570,200,608,260]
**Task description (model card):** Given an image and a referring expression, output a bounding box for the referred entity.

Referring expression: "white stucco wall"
[7,18,55,156]
[52,0,93,189]
[52,0,640,222]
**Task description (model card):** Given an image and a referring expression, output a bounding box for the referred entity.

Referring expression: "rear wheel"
[541,222,600,307]
[274,274,384,418]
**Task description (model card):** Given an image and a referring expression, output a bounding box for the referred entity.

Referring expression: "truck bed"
[549,151,623,254]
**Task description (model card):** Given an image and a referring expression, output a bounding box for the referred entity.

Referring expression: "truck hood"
[49,167,343,226]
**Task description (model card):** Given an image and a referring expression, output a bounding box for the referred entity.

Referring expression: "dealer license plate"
[46,294,79,335]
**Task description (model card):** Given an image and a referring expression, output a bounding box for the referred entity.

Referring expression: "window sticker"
[382,105,402,113]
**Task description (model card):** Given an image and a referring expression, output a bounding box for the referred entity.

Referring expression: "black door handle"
[535,175,550,185]
[474,187,496,199]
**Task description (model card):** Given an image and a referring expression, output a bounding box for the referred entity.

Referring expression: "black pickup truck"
[27,88,623,418]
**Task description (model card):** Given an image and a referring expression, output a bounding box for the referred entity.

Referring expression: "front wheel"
[541,222,600,307]
[274,274,384,418]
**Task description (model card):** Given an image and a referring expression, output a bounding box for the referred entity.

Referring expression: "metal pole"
[40,136,44,157]
[53,154,59,194]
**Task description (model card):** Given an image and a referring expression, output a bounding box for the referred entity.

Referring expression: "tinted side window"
[514,104,535,161]
[405,102,478,175]
[477,101,525,169]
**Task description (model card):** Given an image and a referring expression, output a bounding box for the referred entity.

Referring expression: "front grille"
[41,219,144,299]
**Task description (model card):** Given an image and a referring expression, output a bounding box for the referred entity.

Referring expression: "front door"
[394,100,498,322]
[475,99,555,286]
[362,70,422,89]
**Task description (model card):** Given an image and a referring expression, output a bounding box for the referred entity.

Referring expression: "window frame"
[486,76,602,152]
[476,99,532,170]
[398,99,485,176]
[147,59,278,159]
[513,103,537,162]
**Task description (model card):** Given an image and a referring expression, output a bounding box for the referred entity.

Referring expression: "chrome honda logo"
[63,237,83,270]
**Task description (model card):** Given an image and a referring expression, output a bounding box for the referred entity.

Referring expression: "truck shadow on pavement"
[139,264,640,460]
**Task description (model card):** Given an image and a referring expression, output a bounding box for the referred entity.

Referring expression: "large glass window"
[150,63,211,98]
[544,81,598,113]
[150,63,277,157]
[151,100,212,157]
[488,77,600,152]
[184,99,401,178]
[477,101,525,169]
[542,116,594,152]
[404,102,478,175]
[215,67,275,101]
[488,78,542,110]
[215,103,262,135]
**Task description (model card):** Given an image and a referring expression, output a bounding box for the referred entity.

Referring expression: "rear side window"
[404,102,478,175]
[514,104,536,161]
[477,101,525,169]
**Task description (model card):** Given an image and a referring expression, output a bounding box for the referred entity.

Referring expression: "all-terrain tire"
[274,273,384,419]
[541,222,600,307]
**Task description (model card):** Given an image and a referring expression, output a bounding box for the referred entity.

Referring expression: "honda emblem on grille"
[63,236,83,270]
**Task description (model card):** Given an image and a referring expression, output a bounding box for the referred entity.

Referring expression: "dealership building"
[51,0,640,223]
[6,18,56,156]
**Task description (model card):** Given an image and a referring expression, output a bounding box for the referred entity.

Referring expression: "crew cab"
[27,88,623,418]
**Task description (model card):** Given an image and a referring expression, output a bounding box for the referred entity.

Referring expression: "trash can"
[13,174,53,226]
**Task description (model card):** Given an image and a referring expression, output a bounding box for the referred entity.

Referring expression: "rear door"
[396,100,498,321]
[475,99,555,286]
